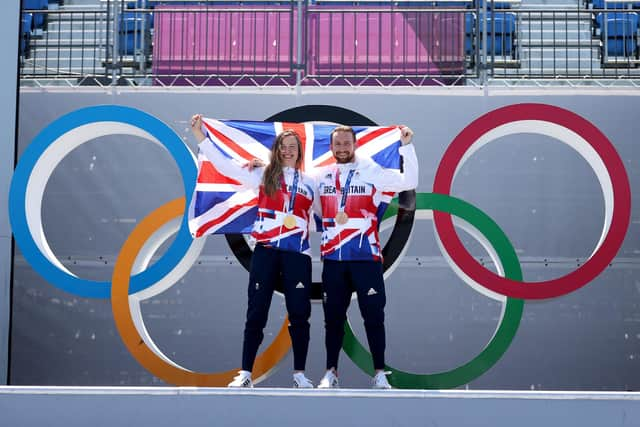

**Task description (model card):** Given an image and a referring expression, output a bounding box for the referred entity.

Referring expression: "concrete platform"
[1,387,640,427]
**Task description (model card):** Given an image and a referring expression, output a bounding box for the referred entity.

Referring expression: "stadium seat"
[465,12,475,56]
[478,11,516,56]
[465,11,516,57]
[606,36,637,55]
[23,0,48,29]
[486,33,513,55]
[596,11,639,35]
[474,0,513,10]
[485,11,516,32]
[435,1,472,7]
[596,12,639,57]
[118,12,151,56]
[20,13,33,58]
[23,0,48,9]
[592,0,627,9]
[126,0,154,29]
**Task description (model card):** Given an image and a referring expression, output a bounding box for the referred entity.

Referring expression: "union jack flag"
[188,118,403,237]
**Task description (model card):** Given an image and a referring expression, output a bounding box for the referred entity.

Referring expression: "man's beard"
[335,153,355,164]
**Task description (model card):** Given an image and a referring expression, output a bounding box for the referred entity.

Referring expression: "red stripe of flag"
[203,122,256,163]
[195,198,258,237]
[356,126,396,148]
[197,161,242,185]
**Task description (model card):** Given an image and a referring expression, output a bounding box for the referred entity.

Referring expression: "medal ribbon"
[335,168,355,213]
[280,169,299,214]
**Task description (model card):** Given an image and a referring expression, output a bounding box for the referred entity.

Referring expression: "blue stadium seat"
[118,12,150,55]
[484,11,516,32]
[125,1,154,29]
[465,12,475,55]
[606,36,637,54]
[20,13,33,58]
[478,12,516,57]
[474,0,513,10]
[596,11,639,36]
[23,0,48,29]
[22,12,33,34]
[592,0,627,9]
[465,11,516,58]
[486,33,513,55]
[596,12,639,57]
[23,0,48,9]
[126,0,159,6]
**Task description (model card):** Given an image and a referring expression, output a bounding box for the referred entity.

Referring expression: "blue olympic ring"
[8,105,197,298]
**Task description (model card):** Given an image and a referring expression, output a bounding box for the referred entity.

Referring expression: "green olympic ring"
[342,192,524,389]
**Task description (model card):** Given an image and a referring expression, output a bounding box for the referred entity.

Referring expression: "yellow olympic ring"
[111,197,292,386]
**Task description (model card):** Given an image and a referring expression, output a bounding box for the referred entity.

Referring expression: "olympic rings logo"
[8,103,631,389]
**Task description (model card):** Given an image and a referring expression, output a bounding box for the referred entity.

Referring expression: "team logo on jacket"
[322,185,336,194]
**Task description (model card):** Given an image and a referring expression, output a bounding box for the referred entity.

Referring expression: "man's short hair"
[330,125,356,143]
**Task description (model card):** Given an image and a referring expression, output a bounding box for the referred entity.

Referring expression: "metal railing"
[18,0,640,87]
[20,7,110,81]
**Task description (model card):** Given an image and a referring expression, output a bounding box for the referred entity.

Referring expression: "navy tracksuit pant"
[322,260,387,370]
[242,244,311,372]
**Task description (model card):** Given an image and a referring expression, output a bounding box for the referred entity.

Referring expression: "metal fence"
[18,0,640,87]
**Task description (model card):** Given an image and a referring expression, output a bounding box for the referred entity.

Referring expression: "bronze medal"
[335,212,349,225]
[283,215,297,229]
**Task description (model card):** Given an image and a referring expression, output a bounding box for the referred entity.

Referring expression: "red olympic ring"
[433,103,631,300]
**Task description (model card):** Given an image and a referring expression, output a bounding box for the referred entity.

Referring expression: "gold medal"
[283,215,297,229]
[335,212,349,225]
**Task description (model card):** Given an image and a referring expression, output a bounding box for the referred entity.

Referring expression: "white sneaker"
[293,372,313,388]
[317,370,339,388]
[372,371,392,389]
[228,370,253,388]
